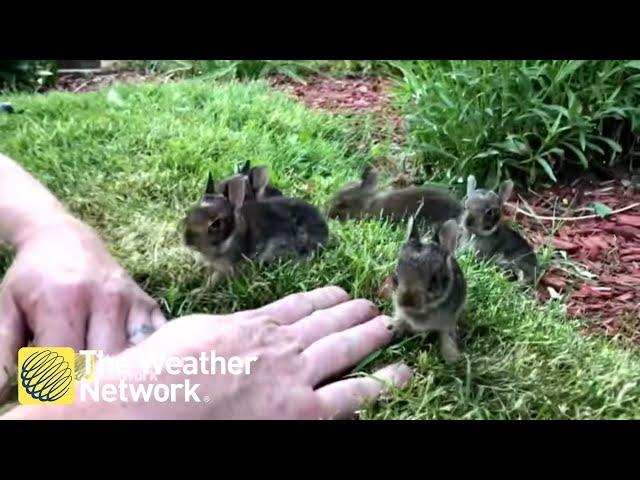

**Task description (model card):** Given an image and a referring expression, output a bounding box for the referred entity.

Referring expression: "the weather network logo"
[18,347,75,405]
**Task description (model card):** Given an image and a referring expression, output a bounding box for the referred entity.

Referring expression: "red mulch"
[271,74,395,113]
[271,74,407,144]
[510,178,640,344]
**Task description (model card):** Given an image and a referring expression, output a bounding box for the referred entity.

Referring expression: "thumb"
[0,289,27,404]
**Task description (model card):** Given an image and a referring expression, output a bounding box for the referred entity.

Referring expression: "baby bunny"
[462,175,538,284]
[327,166,462,227]
[184,172,328,283]
[388,217,467,364]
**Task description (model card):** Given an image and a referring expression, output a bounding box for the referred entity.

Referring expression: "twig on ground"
[506,202,640,222]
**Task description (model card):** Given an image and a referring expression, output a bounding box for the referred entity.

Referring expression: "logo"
[16,348,257,406]
[18,347,75,405]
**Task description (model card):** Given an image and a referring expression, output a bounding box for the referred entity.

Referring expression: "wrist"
[13,212,90,252]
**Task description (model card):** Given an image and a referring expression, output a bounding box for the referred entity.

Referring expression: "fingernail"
[394,364,412,385]
[326,286,349,300]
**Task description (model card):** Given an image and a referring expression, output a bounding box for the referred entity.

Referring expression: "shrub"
[392,60,640,188]
[0,60,56,91]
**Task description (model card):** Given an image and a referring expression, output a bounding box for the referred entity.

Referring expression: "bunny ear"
[405,215,421,243]
[240,160,251,175]
[249,166,269,200]
[438,219,459,255]
[404,202,426,243]
[361,165,378,191]
[498,179,514,204]
[205,171,215,195]
[226,175,246,211]
[466,175,477,197]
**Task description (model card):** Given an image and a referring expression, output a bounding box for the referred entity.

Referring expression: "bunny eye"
[486,207,500,218]
[428,274,439,291]
[208,218,223,232]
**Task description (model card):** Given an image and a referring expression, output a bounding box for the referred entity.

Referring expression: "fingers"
[316,363,411,419]
[302,315,393,387]
[150,307,167,330]
[0,290,27,403]
[286,299,379,349]
[255,286,349,325]
[86,289,129,355]
[30,293,88,352]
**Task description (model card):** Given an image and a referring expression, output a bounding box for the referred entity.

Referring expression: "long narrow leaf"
[561,141,589,168]
[593,136,623,153]
[555,61,586,82]
[535,155,558,182]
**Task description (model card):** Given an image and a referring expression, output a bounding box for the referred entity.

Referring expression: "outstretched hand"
[4,286,410,420]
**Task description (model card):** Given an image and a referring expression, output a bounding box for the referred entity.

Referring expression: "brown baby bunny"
[184,172,328,283]
[327,166,463,227]
[462,175,538,284]
[388,217,467,364]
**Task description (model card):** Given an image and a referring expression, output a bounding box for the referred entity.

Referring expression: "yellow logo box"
[18,347,76,405]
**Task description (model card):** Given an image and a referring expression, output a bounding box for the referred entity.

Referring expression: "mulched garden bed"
[510,178,640,344]
[270,74,407,145]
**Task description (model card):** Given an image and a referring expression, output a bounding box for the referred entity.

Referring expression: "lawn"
[1,77,639,419]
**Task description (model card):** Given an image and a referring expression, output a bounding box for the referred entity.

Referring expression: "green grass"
[1,78,639,419]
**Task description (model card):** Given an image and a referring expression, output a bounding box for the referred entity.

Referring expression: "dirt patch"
[509,178,640,344]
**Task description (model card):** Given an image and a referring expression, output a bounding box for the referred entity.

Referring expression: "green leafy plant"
[0,60,57,91]
[127,60,314,82]
[391,60,640,189]
[128,60,401,82]
[591,202,613,218]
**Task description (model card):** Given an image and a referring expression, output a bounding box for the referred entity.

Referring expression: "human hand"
[6,287,410,420]
[0,215,166,401]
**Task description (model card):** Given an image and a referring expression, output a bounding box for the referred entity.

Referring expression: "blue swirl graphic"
[21,350,73,402]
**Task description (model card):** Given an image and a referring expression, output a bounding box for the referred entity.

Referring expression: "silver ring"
[128,323,156,343]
